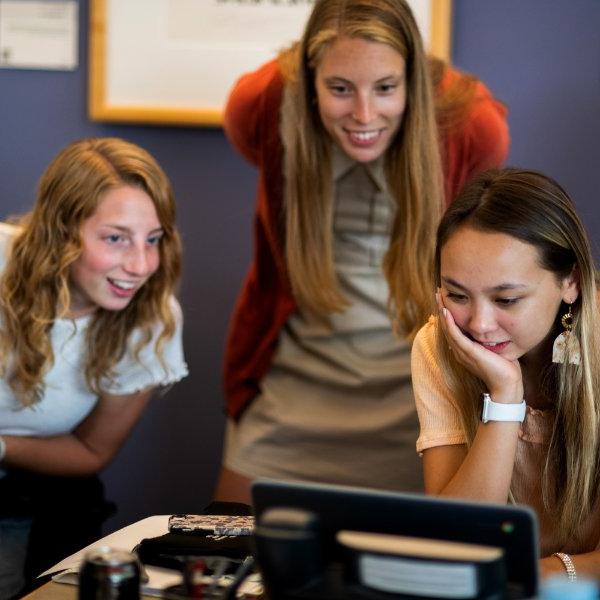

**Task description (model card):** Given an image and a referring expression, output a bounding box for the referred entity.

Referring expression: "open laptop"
[252,479,539,599]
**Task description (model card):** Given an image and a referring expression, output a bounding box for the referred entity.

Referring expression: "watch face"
[481,393,491,423]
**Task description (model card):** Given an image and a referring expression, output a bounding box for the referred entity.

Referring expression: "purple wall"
[0,0,598,532]
[452,0,600,249]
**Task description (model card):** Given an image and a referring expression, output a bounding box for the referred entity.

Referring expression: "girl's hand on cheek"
[436,290,523,402]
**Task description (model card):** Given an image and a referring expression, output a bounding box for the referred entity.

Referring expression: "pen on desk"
[223,556,255,600]
[203,556,229,598]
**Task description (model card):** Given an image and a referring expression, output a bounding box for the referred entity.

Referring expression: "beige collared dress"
[224,149,423,492]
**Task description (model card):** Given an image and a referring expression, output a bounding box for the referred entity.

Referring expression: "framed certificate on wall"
[88,0,452,127]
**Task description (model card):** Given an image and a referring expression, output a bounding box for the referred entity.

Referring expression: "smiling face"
[67,184,163,318]
[314,36,406,163]
[440,225,579,365]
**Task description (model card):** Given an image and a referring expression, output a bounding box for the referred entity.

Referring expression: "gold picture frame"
[89,0,452,127]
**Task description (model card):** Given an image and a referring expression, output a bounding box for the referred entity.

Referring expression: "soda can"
[78,546,141,599]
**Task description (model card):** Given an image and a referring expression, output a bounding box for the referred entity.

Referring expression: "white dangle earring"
[552,303,581,365]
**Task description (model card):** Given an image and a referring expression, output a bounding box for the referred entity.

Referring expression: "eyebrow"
[441,277,528,293]
[324,74,403,84]
[101,224,164,234]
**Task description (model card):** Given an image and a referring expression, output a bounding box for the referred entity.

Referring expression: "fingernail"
[442,307,447,317]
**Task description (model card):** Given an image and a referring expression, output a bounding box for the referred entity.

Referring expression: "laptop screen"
[252,479,539,599]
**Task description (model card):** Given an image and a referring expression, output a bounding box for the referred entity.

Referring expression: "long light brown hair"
[279,0,443,339]
[0,137,182,406]
[434,168,600,543]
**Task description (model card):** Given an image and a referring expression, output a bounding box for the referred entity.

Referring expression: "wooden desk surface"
[23,581,154,599]
[23,581,77,600]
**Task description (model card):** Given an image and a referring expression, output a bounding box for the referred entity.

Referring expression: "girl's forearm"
[435,421,520,502]
[540,550,600,581]
[1,433,108,476]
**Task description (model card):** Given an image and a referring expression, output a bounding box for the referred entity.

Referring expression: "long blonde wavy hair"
[279,0,443,339]
[0,137,182,407]
[434,168,600,544]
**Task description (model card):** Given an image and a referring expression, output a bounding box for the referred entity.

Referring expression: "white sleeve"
[100,296,188,396]
[411,318,466,454]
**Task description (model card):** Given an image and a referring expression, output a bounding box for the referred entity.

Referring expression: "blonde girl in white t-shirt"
[0,138,187,597]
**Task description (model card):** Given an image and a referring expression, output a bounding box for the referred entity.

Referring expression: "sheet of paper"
[0,0,78,70]
[41,515,171,576]
[41,515,263,597]
[41,515,182,596]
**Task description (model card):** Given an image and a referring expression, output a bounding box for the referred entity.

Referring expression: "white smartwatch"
[481,393,526,424]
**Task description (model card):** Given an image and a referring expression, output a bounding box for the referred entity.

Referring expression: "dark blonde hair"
[0,137,182,406]
[279,0,443,339]
[435,168,600,543]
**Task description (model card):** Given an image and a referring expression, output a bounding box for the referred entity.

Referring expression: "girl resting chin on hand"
[412,167,600,582]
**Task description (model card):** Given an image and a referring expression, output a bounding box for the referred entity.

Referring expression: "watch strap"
[481,393,526,423]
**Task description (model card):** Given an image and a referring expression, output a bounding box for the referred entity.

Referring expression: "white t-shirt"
[0,223,188,437]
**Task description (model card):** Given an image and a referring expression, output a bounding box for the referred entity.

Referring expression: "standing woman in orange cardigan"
[215,0,509,503]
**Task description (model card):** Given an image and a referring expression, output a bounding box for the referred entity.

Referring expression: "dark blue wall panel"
[452,0,600,253]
